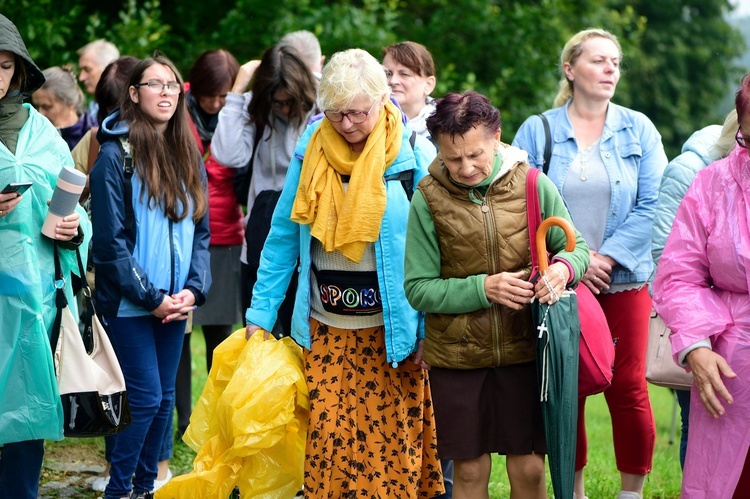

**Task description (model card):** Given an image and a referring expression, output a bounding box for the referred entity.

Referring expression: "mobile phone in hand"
[1,181,33,195]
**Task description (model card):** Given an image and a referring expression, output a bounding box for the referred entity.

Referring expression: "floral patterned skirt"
[303,319,444,499]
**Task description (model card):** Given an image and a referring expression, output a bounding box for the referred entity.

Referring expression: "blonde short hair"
[710,108,739,159]
[553,28,622,108]
[317,49,390,112]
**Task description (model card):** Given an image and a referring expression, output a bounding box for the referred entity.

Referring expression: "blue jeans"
[103,315,185,498]
[676,389,690,469]
[0,439,45,499]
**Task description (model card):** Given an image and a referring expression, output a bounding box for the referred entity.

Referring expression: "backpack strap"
[538,114,552,175]
[87,126,100,172]
[382,130,419,201]
[79,126,100,202]
[118,137,135,233]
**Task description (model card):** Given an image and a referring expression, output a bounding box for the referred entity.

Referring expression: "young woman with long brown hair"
[89,54,211,499]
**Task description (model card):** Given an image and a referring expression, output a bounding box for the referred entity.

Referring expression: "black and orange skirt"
[303,318,444,498]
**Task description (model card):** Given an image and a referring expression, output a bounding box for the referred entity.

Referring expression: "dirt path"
[39,441,106,498]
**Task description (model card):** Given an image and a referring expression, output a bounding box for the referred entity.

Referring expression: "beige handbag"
[646,309,693,391]
[51,245,132,437]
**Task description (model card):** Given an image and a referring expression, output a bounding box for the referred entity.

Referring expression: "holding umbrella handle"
[535,216,576,276]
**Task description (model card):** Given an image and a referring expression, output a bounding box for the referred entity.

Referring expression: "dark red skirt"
[429,362,547,460]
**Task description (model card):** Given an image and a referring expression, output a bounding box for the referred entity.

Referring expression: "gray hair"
[77,39,120,70]
[40,66,85,115]
[278,30,322,73]
[317,49,390,112]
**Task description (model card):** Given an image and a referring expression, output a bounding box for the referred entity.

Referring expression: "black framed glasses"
[737,127,747,149]
[324,101,377,124]
[134,80,181,95]
[271,98,294,109]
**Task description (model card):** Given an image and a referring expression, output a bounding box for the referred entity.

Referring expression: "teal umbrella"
[532,217,580,499]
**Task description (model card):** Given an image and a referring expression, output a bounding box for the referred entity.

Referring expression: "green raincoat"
[0,14,91,445]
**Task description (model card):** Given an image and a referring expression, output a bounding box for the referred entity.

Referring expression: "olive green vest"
[418,159,535,369]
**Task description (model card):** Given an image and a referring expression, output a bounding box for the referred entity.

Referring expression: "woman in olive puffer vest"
[404,90,589,499]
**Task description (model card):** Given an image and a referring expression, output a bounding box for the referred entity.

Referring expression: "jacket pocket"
[617,142,643,161]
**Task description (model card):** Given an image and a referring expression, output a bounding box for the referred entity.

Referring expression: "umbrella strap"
[539,304,551,402]
[540,337,550,402]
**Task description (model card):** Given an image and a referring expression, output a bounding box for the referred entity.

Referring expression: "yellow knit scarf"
[291,100,403,262]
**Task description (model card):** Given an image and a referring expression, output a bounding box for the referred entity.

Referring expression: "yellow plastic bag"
[156,330,308,499]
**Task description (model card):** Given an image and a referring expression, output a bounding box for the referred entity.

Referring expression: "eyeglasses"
[737,127,747,149]
[271,99,294,109]
[324,101,377,124]
[134,80,182,95]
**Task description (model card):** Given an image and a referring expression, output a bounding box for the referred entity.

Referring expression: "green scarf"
[0,96,29,155]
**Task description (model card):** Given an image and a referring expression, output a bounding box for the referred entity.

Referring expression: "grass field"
[488,385,683,498]
[44,328,684,498]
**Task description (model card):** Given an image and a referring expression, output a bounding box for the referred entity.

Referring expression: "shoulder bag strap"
[526,167,542,271]
[538,114,552,175]
[49,242,68,355]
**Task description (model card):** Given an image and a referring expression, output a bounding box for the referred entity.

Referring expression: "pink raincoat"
[653,144,750,498]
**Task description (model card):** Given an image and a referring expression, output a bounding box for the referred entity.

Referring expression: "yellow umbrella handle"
[536,216,576,275]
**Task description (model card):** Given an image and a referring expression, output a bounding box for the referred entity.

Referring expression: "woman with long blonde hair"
[514,28,668,499]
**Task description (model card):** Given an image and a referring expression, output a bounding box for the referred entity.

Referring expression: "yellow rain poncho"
[156,330,308,499]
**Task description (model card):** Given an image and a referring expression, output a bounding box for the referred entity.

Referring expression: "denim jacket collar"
[553,100,634,147]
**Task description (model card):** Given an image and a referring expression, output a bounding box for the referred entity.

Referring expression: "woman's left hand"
[53,210,81,241]
[686,347,737,418]
[163,289,196,323]
[582,251,615,295]
[534,262,570,304]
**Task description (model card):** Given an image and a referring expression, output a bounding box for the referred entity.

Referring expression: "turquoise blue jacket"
[0,106,91,445]
[513,100,667,284]
[246,120,436,364]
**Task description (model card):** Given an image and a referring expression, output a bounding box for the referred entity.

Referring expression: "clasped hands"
[484,262,570,310]
[152,289,196,324]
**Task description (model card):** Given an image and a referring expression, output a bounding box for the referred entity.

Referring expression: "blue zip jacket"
[651,124,723,266]
[90,111,211,317]
[512,100,667,284]
[246,120,436,364]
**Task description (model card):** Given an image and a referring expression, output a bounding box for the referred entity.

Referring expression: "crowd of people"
[1,11,749,499]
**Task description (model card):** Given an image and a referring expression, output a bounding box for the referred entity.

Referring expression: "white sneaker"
[92,475,110,492]
[616,492,642,499]
[152,468,172,491]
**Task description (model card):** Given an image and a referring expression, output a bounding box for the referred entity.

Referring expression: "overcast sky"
[731,0,750,17]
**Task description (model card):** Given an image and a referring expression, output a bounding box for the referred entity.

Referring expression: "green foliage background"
[1,0,745,157]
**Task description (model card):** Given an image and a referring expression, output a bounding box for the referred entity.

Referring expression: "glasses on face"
[324,101,377,124]
[271,98,294,109]
[737,127,747,149]
[134,80,182,95]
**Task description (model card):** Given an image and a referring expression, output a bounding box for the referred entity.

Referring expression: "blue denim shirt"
[513,100,667,284]
[246,119,436,365]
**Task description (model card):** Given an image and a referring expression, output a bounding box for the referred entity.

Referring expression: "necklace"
[578,141,599,181]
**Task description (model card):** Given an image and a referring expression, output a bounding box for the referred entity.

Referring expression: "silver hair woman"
[33,65,96,149]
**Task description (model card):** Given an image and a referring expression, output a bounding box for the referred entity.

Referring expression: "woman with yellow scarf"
[245,48,444,498]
